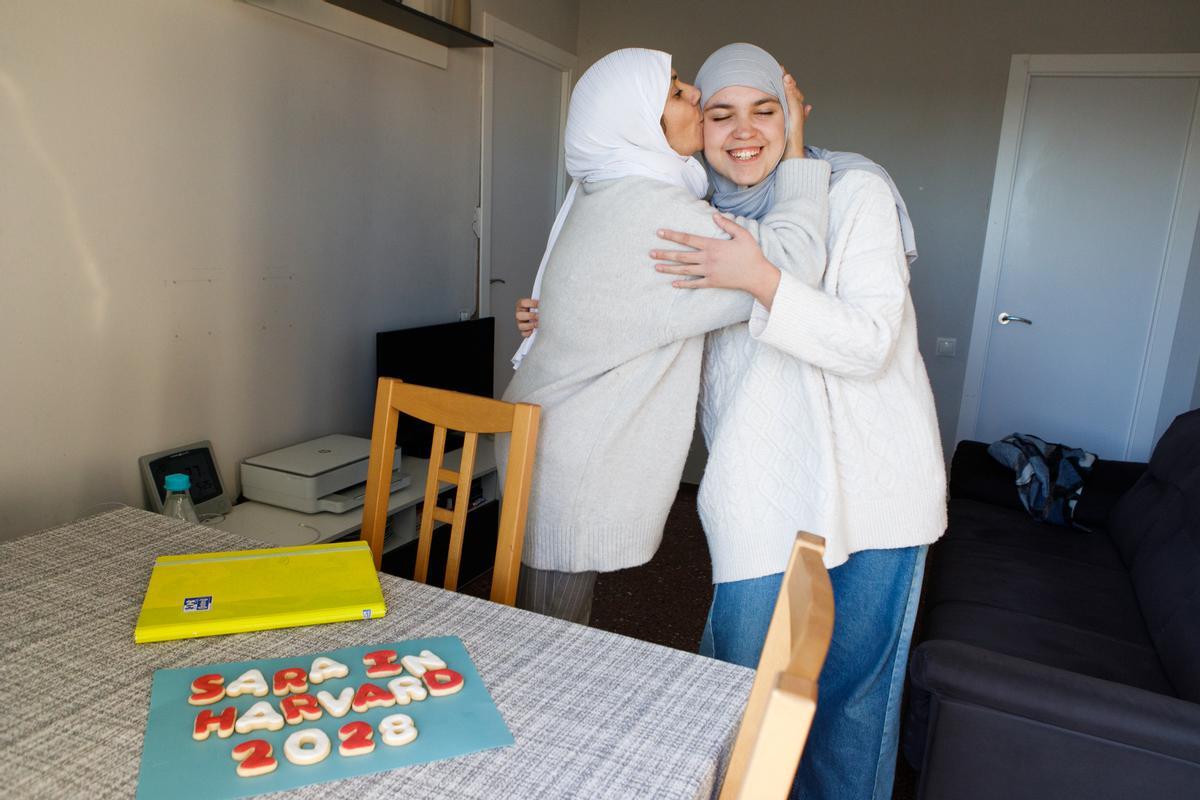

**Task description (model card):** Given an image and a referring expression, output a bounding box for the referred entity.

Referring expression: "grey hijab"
[695,43,918,263]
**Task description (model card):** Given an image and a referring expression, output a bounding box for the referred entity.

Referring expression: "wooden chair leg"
[415,425,448,584]
[361,378,400,570]
[443,432,478,591]
[490,404,538,606]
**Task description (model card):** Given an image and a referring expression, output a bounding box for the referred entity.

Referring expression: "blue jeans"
[700,546,928,800]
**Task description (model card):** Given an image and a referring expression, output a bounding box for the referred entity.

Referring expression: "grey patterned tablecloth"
[0,508,752,799]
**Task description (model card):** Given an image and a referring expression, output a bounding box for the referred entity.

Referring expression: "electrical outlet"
[936,337,957,357]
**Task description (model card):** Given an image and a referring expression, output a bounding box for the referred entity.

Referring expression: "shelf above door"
[326,0,492,48]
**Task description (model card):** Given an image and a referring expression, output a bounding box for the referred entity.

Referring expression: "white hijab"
[511,48,709,368]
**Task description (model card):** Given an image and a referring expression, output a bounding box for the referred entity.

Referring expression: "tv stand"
[213,438,498,556]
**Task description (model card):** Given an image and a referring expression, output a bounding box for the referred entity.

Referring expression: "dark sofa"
[903,408,1200,799]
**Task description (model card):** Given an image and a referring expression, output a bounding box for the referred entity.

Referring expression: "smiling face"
[660,70,704,156]
[702,85,786,188]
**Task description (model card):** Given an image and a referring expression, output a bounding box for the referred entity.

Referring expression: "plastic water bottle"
[162,473,200,524]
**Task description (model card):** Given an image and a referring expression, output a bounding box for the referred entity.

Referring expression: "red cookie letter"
[362,649,404,679]
[188,673,226,706]
[351,682,396,713]
[193,706,236,741]
[272,667,309,697]
[232,739,278,777]
[423,668,465,697]
[337,721,375,756]
[280,693,323,725]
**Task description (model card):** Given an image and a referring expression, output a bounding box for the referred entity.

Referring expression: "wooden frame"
[360,378,539,605]
[476,13,576,317]
[720,532,834,800]
[957,53,1200,459]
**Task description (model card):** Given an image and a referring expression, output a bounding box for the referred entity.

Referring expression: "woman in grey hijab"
[696,43,917,255]
[652,42,945,800]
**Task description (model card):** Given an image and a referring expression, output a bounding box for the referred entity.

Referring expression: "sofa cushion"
[1108,408,1200,702]
[1071,457,1147,530]
[949,440,1146,530]
[948,441,1026,513]
[922,498,1175,696]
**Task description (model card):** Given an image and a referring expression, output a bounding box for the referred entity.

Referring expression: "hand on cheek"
[781,72,812,159]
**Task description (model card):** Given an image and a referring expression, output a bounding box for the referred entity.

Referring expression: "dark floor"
[590,483,715,648]
[463,483,919,799]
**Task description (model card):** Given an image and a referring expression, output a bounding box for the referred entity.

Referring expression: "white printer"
[240,435,410,514]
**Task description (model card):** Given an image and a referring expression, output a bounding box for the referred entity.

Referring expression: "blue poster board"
[136,636,512,799]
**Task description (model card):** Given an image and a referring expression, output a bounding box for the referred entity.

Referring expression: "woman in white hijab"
[499,47,830,624]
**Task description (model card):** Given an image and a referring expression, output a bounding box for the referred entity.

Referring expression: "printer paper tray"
[318,473,411,514]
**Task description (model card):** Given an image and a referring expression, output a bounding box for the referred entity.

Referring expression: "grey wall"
[475,0,578,53]
[1158,216,1200,438]
[0,0,577,539]
[1194,351,1200,409]
[5,0,1197,535]
[578,0,1200,461]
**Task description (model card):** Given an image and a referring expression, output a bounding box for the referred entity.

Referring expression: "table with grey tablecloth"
[0,507,752,799]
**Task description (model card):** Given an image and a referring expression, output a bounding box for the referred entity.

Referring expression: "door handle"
[998,312,1033,325]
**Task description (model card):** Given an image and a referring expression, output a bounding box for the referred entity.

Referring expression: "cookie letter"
[235,701,285,734]
[423,668,464,697]
[400,650,446,678]
[231,740,277,777]
[362,649,403,679]
[337,721,375,757]
[351,682,396,713]
[188,674,225,706]
[308,656,349,685]
[226,669,269,698]
[273,667,308,697]
[193,706,236,741]
[315,687,354,718]
[280,693,323,725]
[386,675,428,705]
[283,728,332,766]
[378,713,418,747]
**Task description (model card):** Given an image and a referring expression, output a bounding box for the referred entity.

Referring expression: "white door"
[479,15,575,397]
[959,55,1200,460]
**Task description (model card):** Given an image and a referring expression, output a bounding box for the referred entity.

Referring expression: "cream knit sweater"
[500,159,832,573]
[699,170,947,581]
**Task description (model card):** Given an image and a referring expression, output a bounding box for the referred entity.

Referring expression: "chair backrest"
[720,532,835,800]
[360,378,540,606]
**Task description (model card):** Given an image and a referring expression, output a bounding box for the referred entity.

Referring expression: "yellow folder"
[134,540,387,643]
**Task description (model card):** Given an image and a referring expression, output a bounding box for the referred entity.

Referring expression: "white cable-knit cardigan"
[500,160,832,574]
[698,170,947,582]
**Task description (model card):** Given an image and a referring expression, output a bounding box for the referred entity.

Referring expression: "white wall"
[578,0,1200,464]
[0,0,577,539]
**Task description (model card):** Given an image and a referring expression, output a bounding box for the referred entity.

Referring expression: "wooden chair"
[360,378,540,606]
[720,532,835,800]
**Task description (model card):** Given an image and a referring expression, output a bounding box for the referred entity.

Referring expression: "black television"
[376,317,494,458]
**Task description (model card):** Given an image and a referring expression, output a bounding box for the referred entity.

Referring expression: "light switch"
[936,337,957,357]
